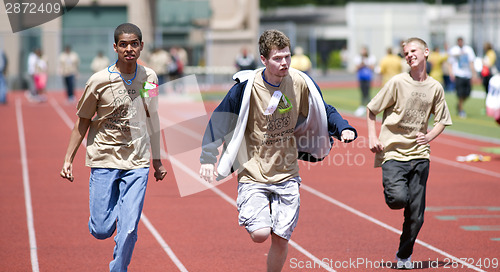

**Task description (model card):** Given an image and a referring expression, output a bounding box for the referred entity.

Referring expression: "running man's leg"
[88,168,121,239]
[268,177,301,272]
[109,167,149,272]
[381,160,410,210]
[236,178,300,271]
[237,182,273,243]
[397,159,429,259]
[267,233,288,272]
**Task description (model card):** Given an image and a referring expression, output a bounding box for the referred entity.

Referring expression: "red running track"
[1,91,499,272]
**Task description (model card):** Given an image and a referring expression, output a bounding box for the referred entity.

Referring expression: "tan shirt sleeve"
[76,82,98,119]
[367,78,397,115]
[432,86,453,126]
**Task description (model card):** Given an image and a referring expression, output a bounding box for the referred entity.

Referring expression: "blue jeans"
[88,167,149,272]
[382,159,429,259]
[0,73,6,104]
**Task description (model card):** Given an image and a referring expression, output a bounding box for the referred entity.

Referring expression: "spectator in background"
[340,45,349,70]
[428,46,448,87]
[148,47,170,86]
[486,72,500,125]
[168,46,185,94]
[33,49,48,102]
[177,47,188,68]
[0,47,7,104]
[481,42,497,95]
[441,42,453,92]
[379,47,402,86]
[448,37,476,118]
[290,46,312,74]
[91,51,110,73]
[354,46,376,116]
[318,41,330,76]
[397,39,410,73]
[59,45,80,103]
[235,47,256,71]
[26,48,40,102]
[168,46,184,81]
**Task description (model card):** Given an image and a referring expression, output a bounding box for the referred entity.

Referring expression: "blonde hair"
[403,37,428,50]
[403,37,429,60]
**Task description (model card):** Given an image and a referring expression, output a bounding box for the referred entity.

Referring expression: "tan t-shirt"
[77,64,158,170]
[367,72,452,167]
[59,51,80,76]
[238,69,309,184]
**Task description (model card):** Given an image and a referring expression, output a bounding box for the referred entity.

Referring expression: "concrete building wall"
[1,0,154,89]
[2,1,500,90]
[207,0,259,68]
[346,3,430,72]
[1,0,258,89]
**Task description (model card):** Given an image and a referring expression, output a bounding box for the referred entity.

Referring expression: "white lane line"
[16,99,40,272]
[431,156,500,179]
[433,137,483,151]
[48,99,74,129]
[49,98,188,272]
[49,99,87,147]
[301,184,487,272]
[158,115,200,142]
[159,116,336,272]
[140,214,188,272]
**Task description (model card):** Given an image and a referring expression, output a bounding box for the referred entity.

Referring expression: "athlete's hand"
[60,161,74,182]
[369,137,384,153]
[340,129,356,143]
[153,159,167,181]
[416,132,429,145]
[200,164,217,183]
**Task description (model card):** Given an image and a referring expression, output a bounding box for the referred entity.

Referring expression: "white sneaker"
[354,106,366,117]
[458,110,467,119]
[396,255,413,269]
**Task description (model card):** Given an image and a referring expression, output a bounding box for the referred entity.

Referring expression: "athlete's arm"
[416,123,446,145]
[367,109,384,153]
[60,117,91,182]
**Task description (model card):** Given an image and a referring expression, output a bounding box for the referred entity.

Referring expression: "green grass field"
[201,85,500,141]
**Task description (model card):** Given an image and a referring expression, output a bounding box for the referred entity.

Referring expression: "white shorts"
[236,176,301,240]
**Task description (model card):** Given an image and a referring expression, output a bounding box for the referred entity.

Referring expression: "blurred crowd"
[1,36,499,124]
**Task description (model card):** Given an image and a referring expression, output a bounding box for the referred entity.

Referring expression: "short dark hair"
[114,23,142,44]
[258,29,290,59]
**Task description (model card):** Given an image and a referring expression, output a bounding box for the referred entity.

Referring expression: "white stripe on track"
[49,99,87,147]
[15,99,40,272]
[432,156,500,179]
[140,214,189,272]
[49,98,188,272]
[301,184,487,272]
[48,99,74,128]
